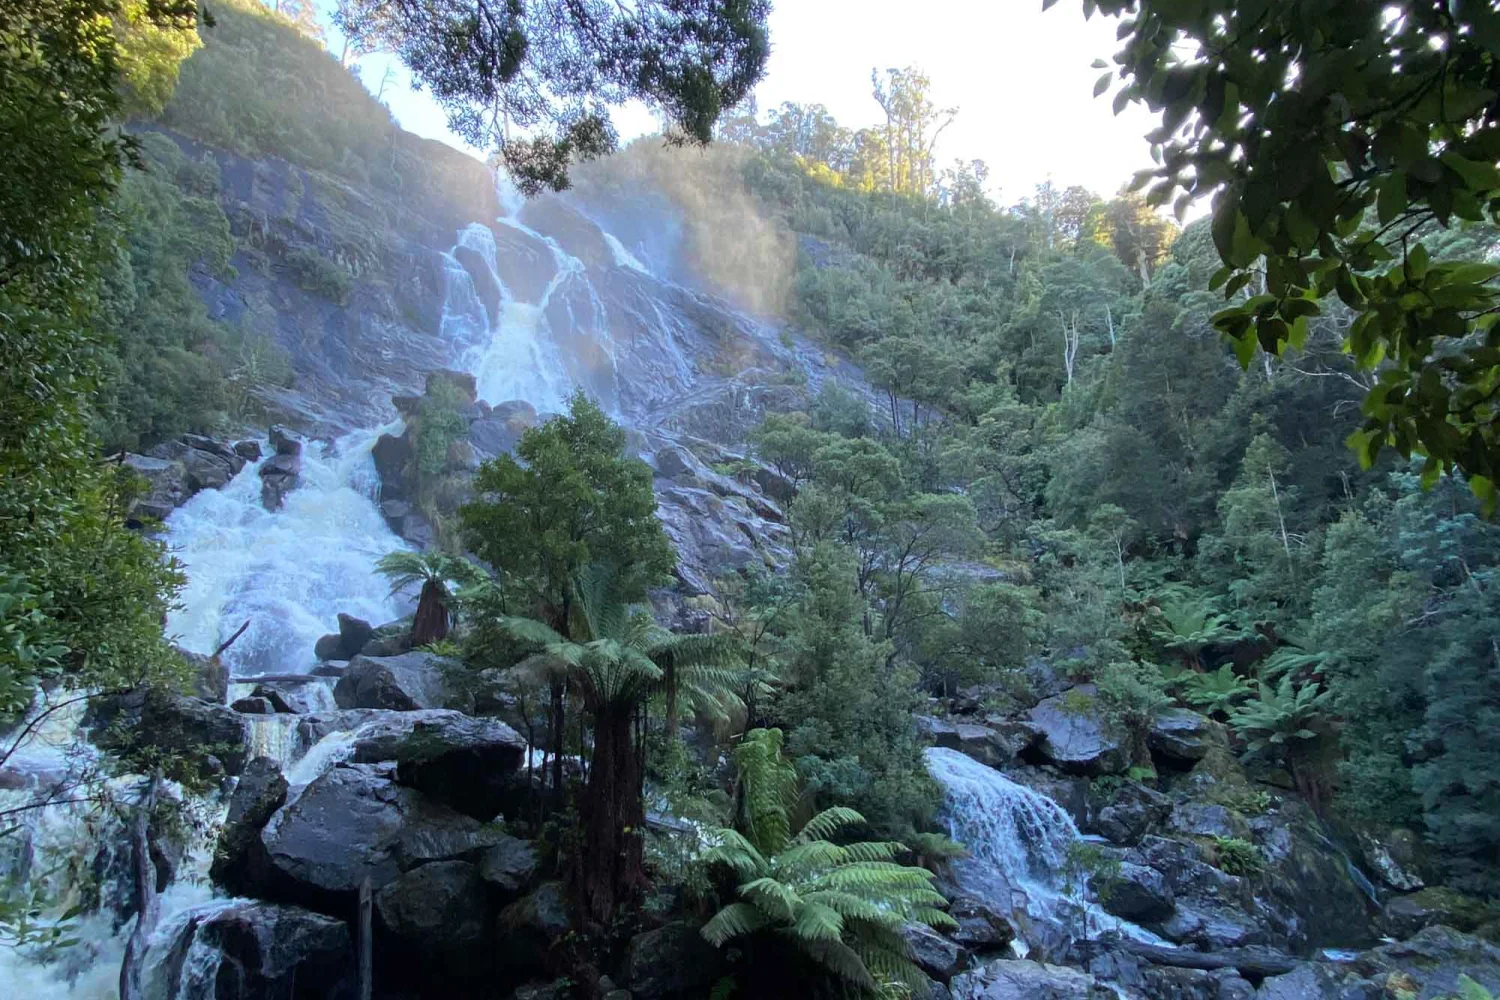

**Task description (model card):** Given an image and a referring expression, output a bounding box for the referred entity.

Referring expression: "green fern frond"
[791,937,877,991]
[740,877,802,921]
[791,900,846,943]
[796,806,866,844]
[702,902,769,947]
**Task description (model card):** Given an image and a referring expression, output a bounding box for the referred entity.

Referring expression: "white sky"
[334,0,1166,207]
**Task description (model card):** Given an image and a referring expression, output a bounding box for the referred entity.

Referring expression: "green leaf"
[1440,151,1500,191]
[1094,72,1113,98]
[1377,171,1407,225]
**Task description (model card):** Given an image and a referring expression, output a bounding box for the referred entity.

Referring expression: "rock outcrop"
[333,651,459,711]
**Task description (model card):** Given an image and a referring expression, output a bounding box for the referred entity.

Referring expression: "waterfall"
[164,426,408,677]
[924,747,1162,953]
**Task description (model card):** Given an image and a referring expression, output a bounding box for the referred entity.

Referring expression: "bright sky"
[335,1,1166,207]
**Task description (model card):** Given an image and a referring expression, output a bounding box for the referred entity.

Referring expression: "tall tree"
[870,65,956,198]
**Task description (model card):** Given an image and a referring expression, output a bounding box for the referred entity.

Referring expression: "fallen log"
[1124,941,1300,978]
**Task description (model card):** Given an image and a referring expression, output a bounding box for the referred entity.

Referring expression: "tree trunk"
[409,580,449,647]
[574,705,645,931]
[119,774,161,1000]
[549,678,565,797]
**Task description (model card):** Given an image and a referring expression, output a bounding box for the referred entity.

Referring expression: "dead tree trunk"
[119,773,161,1000]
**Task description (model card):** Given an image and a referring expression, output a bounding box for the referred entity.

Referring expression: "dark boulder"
[624,920,721,999]
[375,860,489,980]
[1382,886,1493,939]
[1358,828,1426,892]
[1092,780,1172,845]
[918,715,1037,769]
[478,835,539,895]
[1148,709,1216,765]
[232,696,276,715]
[314,613,376,662]
[904,921,966,983]
[259,452,300,511]
[122,453,187,523]
[150,901,354,1000]
[333,652,457,711]
[1026,687,1129,776]
[233,440,262,462]
[211,756,289,896]
[1103,861,1175,923]
[181,445,237,493]
[268,425,302,457]
[238,762,507,912]
[372,432,415,501]
[1257,926,1500,1000]
[346,710,526,819]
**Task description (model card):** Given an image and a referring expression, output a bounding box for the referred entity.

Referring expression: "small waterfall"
[925,747,1162,953]
[164,427,408,677]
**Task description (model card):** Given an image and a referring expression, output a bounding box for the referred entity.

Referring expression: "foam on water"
[164,426,408,677]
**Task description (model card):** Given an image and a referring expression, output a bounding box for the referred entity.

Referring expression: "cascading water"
[924,747,1163,956]
[165,426,409,678]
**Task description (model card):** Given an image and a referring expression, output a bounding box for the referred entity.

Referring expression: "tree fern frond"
[796,806,866,844]
[791,900,846,943]
[910,907,958,931]
[702,902,768,947]
[838,841,904,863]
[739,877,801,922]
[496,614,566,649]
[802,890,891,925]
[774,840,847,874]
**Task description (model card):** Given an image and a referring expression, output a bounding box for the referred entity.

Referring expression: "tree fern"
[375,550,485,645]
[1180,664,1253,716]
[699,727,955,997]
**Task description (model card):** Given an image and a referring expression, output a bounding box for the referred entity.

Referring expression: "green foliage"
[283,245,353,304]
[1210,837,1264,878]
[699,728,954,998]
[1093,0,1500,497]
[1228,677,1331,763]
[414,379,469,480]
[1094,659,1170,763]
[1444,976,1494,1000]
[334,0,769,194]
[1179,666,1254,718]
[1149,593,1236,669]
[461,392,675,625]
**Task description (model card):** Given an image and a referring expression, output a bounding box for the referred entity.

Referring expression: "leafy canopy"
[334,0,771,193]
[1085,0,1500,505]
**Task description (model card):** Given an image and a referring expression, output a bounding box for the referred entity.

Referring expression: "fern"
[699,727,955,997]
[1180,664,1253,716]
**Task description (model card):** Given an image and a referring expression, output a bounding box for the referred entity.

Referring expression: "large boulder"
[89,689,249,780]
[1102,862,1175,923]
[348,710,527,820]
[918,716,1037,769]
[259,452,300,511]
[1358,828,1426,892]
[624,920,721,999]
[904,922,967,983]
[949,959,1116,999]
[147,901,354,1000]
[234,762,508,912]
[1148,709,1216,765]
[314,613,376,662]
[333,652,458,711]
[371,431,416,502]
[478,835,539,895]
[1026,688,1129,776]
[211,756,288,896]
[1092,780,1172,845]
[375,860,489,978]
[122,453,187,523]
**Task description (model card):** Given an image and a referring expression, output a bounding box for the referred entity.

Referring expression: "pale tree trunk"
[119,773,161,1000]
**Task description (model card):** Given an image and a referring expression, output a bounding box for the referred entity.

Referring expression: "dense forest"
[3,1,1500,999]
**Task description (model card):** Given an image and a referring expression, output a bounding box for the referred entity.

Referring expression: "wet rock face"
[152,901,355,1000]
[906,921,967,983]
[917,715,1039,770]
[1091,780,1172,845]
[212,756,288,897]
[1148,709,1216,766]
[375,859,490,981]
[1104,861,1175,923]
